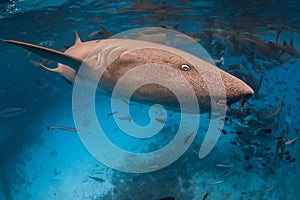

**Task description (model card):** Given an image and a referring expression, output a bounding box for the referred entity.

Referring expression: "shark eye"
[181,64,190,71]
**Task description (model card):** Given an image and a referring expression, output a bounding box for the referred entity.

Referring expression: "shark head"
[4,33,254,114]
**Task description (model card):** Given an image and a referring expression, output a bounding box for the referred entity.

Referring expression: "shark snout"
[223,73,254,108]
[237,81,254,100]
[243,85,255,99]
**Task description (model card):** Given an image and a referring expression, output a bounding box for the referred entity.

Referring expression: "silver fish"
[285,137,298,145]
[47,126,77,132]
[205,179,223,185]
[216,163,234,168]
[0,107,26,117]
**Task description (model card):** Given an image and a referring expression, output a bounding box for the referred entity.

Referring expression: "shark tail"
[3,40,83,70]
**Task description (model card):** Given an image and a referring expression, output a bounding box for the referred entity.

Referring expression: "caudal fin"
[3,40,83,70]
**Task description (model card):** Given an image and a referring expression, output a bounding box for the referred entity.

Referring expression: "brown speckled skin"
[97,48,254,113]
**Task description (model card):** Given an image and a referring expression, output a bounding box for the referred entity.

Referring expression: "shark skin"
[3,33,254,114]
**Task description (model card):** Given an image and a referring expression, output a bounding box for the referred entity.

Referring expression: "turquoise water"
[0,1,300,199]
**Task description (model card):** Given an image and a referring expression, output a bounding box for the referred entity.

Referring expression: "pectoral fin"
[39,63,76,84]
[3,40,83,70]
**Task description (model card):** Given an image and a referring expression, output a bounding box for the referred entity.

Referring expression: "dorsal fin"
[3,40,83,70]
[74,31,82,45]
[283,39,287,46]
[100,25,112,38]
[173,24,179,30]
[276,30,281,43]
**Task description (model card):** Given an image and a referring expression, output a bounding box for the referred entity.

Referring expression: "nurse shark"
[3,32,254,114]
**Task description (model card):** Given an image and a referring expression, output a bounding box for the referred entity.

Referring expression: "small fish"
[88,30,102,39]
[88,175,105,183]
[47,126,77,132]
[260,162,266,167]
[235,130,243,135]
[253,75,264,98]
[155,118,166,124]
[262,60,281,70]
[216,163,234,168]
[107,111,119,116]
[289,158,296,163]
[264,147,271,151]
[183,132,194,145]
[29,58,52,68]
[30,59,42,68]
[118,116,131,122]
[0,107,26,117]
[205,179,223,185]
[263,94,286,119]
[88,25,112,39]
[276,30,282,43]
[262,185,274,193]
[275,129,287,160]
[203,192,209,200]
[286,115,292,128]
[252,62,264,74]
[213,56,224,65]
[100,25,112,39]
[237,118,265,129]
[158,197,175,200]
[285,137,298,145]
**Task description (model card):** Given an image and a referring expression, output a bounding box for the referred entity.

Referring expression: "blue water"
[1,1,300,200]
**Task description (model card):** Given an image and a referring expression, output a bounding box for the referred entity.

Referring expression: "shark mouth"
[225,93,253,112]
[238,93,253,111]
